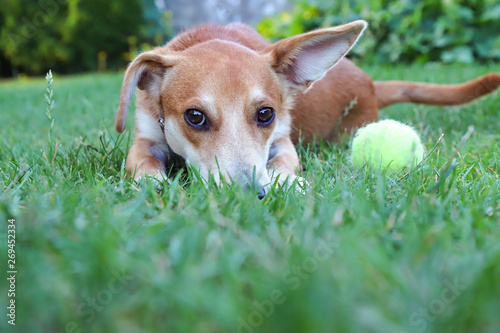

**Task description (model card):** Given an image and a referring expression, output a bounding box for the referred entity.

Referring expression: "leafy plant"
[0,0,173,76]
[257,0,500,64]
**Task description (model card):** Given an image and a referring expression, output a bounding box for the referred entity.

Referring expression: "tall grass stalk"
[44,70,59,169]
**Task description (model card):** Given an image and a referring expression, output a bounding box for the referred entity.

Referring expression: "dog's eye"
[184,109,207,128]
[257,107,275,126]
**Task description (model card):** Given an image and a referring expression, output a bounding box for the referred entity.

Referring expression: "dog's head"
[116,21,366,192]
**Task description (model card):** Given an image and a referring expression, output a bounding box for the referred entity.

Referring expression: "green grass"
[1,63,499,333]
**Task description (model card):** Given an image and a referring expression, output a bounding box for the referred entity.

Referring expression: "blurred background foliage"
[0,0,173,77]
[1,0,499,77]
[258,0,500,64]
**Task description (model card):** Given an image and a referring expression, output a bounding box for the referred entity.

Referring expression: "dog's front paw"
[134,171,169,191]
[269,172,309,195]
[291,176,309,195]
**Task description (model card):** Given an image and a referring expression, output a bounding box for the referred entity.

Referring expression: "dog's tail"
[374,73,500,109]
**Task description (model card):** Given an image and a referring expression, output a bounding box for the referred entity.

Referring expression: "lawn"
[1,63,499,333]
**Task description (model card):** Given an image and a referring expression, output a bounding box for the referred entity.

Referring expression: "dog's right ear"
[115,50,178,133]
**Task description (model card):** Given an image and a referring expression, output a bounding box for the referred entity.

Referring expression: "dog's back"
[165,23,270,53]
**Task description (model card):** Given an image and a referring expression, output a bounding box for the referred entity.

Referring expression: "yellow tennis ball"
[350,119,425,171]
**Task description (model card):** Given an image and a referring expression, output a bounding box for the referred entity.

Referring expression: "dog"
[115,20,500,197]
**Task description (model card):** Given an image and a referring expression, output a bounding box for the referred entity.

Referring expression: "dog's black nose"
[257,188,266,200]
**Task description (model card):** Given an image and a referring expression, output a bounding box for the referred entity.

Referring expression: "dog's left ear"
[263,20,367,91]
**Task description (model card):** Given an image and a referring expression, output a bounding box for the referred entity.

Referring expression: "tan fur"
[374,73,500,108]
[116,21,500,194]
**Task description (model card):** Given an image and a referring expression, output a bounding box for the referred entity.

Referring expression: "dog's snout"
[238,170,268,199]
[257,187,266,200]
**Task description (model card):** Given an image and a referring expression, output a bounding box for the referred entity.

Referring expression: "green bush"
[257,0,500,64]
[0,0,173,77]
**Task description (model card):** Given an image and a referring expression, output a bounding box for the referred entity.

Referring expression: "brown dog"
[116,21,500,196]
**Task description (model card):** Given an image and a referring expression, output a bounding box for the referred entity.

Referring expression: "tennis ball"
[350,119,425,171]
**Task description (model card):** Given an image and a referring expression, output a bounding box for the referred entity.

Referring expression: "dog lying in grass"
[115,20,500,197]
